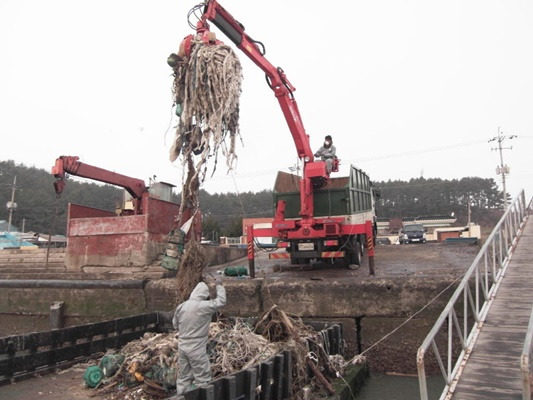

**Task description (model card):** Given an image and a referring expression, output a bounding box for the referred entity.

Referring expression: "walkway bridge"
[418,191,533,400]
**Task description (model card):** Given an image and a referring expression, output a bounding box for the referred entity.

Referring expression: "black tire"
[290,255,302,265]
[344,235,363,269]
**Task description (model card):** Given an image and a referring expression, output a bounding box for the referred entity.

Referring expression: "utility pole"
[467,199,471,226]
[489,127,516,209]
[6,176,18,233]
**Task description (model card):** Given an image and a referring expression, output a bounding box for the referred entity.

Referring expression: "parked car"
[399,223,426,244]
[376,237,392,245]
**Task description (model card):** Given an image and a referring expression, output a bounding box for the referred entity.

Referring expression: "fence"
[0,312,344,399]
[0,312,160,385]
[521,195,533,400]
[417,190,530,400]
[176,351,292,400]
[177,322,344,400]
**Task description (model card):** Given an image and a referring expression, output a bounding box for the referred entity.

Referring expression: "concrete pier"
[0,242,479,374]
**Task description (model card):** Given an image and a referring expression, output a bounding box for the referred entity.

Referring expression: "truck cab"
[399,223,426,244]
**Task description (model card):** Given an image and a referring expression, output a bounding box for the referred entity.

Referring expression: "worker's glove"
[215,275,222,285]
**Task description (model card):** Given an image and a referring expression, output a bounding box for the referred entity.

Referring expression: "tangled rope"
[210,320,281,377]
[175,240,207,305]
[166,35,242,288]
[169,36,243,191]
[254,305,338,397]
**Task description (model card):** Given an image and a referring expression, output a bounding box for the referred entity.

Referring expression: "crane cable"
[231,170,247,219]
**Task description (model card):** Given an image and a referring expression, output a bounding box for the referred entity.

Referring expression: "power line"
[230,170,247,218]
[351,139,485,164]
[203,139,487,182]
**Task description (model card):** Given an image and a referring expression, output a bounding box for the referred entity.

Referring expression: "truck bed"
[273,165,374,218]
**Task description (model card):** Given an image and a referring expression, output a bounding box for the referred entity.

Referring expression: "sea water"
[356,373,445,400]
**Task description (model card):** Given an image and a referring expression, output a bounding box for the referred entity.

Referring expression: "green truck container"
[269,165,376,270]
[273,165,374,218]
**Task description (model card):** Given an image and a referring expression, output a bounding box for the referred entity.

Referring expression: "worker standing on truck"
[172,277,226,395]
[314,135,337,173]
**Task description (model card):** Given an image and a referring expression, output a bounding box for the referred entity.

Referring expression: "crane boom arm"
[200,1,315,162]
[195,1,333,219]
[52,156,147,201]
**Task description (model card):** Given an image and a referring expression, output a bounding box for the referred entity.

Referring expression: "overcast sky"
[1,0,532,205]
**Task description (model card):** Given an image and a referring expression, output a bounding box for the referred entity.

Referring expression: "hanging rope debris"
[164,32,243,277]
[175,240,206,304]
[168,35,243,185]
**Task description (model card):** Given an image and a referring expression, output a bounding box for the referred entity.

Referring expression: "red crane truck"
[181,1,377,276]
[51,155,201,233]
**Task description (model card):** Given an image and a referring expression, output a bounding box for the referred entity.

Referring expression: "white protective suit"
[172,281,226,395]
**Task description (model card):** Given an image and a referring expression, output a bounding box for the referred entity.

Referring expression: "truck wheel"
[347,260,360,270]
[344,236,362,269]
[346,235,368,270]
[348,248,361,269]
[290,256,302,265]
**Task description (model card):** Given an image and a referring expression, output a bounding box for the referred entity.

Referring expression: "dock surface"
[451,220,533,399]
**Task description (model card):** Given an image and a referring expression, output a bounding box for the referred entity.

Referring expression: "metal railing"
[417,190,530,400]
[521,195,533,400]
[521,306,533,400]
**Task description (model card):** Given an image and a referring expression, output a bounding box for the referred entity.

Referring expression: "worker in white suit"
[172,278,226,395]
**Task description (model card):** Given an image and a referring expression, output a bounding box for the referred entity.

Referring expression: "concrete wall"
[0,245,246,272]
[202,245,247,267]
[0,274,457,375]
[144,276,456,374]
[0,248,65,269]
[0,284,147,319]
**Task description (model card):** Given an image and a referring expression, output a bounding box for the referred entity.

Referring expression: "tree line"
[0,160,123,236]
[0,160,503,237]
[374,176,504,223]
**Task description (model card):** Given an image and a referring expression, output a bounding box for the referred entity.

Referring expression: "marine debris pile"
[85,306,346,399]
